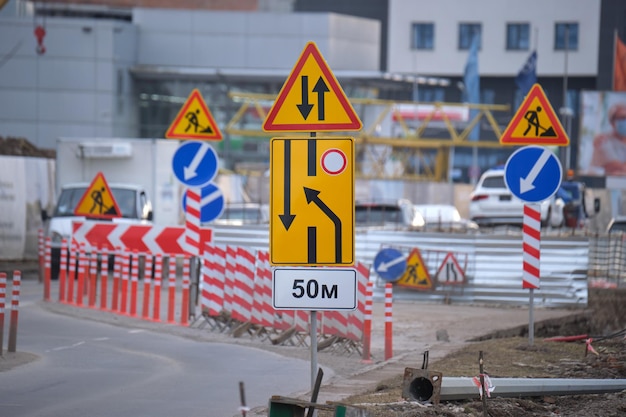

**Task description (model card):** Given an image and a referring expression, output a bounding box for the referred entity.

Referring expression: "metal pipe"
[441,377,626,401]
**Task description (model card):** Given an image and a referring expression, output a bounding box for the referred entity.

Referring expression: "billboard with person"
[579,91,626,176]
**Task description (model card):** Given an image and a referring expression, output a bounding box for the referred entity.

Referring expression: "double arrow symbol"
[279,139,342,264]
[297,76,330,121]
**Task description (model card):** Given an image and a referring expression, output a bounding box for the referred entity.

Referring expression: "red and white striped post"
[361,279,374,363]
[0,272,6,355]
[88,250,98,308]
[129,250,139,317]
[111,247,123,312]
[43,237,51,301]
[8,271,21,353]
[180,256,191,326]
[38,229,44,283]
[120,250,130,315]
[384,282,393,361]
[142,253,153,320]
[100,248,109,311]
[184,188,202,257]
[168,254,177,324]
[153,253,163,322]
[523,203,541,346]
[76,244,87,307]
[58,238,68,303]
[66,243,77,304]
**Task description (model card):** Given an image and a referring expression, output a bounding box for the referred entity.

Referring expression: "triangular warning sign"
[74,172,122,219]
[263,42,362,132]
[435,252,466,285]
[500,84,569,146]
[396,248,432,291]
[165,89,223,140]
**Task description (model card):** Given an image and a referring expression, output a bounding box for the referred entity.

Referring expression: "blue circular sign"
[504,145,562,203]
[373,248,407,282]
[182,183,225,223]
[172,141,219,187]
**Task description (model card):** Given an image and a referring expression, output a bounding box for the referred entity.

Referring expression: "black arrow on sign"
[297,76,314,120]
[304,187,342,263]
[312,77,329,121]
[279,140,295,230]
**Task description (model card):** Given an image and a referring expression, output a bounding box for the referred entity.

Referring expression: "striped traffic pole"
[153,253,163,322]
[88,250,98,308]
[384,283,393,361]
[142,253,153,320]
[43,237,51,301]
[168,255,177,324]
[129,250,139,317]
[180,256,190,326]
[8,271,21,353]
[100,248,109,311]
[76,244,87,307]
[66,243,77,304]
[38,229,44,283]
[111,247,122,312]
[361,279,374,363]
[120,250,130,315]
[58,238,68,303]
[184,188,201,257]
[523,203,541,346]
[0,272,6,355]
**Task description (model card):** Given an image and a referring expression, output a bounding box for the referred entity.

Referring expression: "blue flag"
[515,51,537,95]
[464,31,480,141]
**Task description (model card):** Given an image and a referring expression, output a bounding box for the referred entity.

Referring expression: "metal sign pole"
[310,311,318,392]
[529,288,535,346]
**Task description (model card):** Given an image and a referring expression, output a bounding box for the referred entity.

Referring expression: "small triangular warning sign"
[165,89,223,140]
[500,84,569,146]
[396,248,432,291]
[74,172,122,219]
[435,252,466,285]
[263,42,362,132]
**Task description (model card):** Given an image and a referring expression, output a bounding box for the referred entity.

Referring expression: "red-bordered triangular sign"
[74,172,122,219]
[500,83,569,146]
[263,42,362,132]
[435,252,466,285]
[165,89,223,140]
[396,248,433,291]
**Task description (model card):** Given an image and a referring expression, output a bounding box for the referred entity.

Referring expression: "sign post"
[501,84,568,346]
[264,41,362,391]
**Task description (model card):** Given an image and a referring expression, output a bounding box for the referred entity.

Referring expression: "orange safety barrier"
[100,248,109,311]
[88,250,98,308]
[8,271,21,353]
[120,250,130,315]
[111,247,122,312]
[153,253,162,322]
[384,283,393,361]
[129,250,139,317]
[180,256,190,326]
[142,253,152,320]
[43,237,51,301]
[58,239,68,303]
[361,279,374,363]
[0,272,6,355]
[76,244,87,307]
[66,243,76,304]
[167,254,177,324]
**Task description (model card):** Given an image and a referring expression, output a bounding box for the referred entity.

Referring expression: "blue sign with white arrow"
[373,248,407,282]
[172,141,219,187]
[181,183,225,223]
[504,145,563,203]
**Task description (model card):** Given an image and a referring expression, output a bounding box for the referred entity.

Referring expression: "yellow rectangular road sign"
[270,137,354,266]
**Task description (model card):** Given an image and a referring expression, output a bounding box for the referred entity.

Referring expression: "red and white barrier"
[8,271,21,353]
[167,254,177,324]
[59,238,68,303]
[153,254,163,322]
[66,242,77,304]
[252,251,273,328]
[384,282,393,360]
[224,246,237,316]
[184,188,202,256]
[129,250,140,317]
[180,256,190,326]
[76,244,87,307]
[361,279,374,362]
[43,237,51,301]
[100,248,109,311]
[88,250,98,308]
[522,204,541,289]
[0,272,5,354]
[232,247,255,323]
[201,244,226,317]
[142,253,153,320]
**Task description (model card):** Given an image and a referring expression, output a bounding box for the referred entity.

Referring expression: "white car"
[469,168,564,227]
[414,204,479,232]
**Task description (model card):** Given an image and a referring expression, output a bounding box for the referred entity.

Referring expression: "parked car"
[355,199,424,229]
[469,168,564,227]
[211,202,269,226]
[414,204,479,232]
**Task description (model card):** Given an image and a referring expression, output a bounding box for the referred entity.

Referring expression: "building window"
[555,22,578,50]
[459,23,481,50]
[481,89,495,105]
[506,23,530,50]
[418,87,445,102]
[411,23,434,50]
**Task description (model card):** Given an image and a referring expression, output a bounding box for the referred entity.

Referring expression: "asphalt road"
[0,275,313,417]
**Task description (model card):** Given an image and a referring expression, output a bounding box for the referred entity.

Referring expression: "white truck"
[44,138,186,277]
